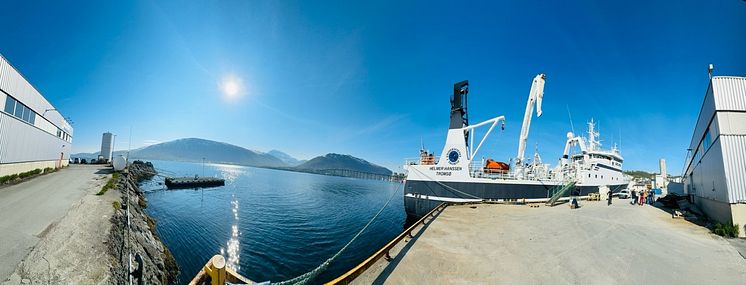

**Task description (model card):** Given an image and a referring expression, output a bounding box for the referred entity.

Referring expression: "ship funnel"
[450,80,469,130]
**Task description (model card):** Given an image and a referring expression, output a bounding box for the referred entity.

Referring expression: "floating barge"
[164,176,225,189]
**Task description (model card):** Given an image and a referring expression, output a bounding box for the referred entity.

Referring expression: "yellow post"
[204,255,227,285]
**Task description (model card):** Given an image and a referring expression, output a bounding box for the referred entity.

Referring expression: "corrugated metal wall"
[0,112,71,163]
[713,76,746,111]
[689,138,729,202]
[714,77,746,203]
[0,54,72,135]
[722,135,746,203]
[0,54,73,165]
[688,85,715,152]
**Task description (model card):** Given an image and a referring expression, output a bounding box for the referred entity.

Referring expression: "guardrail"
[326,202,448,285]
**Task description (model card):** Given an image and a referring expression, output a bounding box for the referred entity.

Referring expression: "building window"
[4,96,37,125]
[15,103,23,118]
[23,107,31,122]
[4,97,15,114]
[703,129,712,152]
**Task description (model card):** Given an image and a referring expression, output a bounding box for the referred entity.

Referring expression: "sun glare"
[220,76,243,99]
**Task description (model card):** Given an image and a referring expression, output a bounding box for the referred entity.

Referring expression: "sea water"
[140,160,405,284]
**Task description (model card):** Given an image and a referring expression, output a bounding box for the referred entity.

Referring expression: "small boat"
[164,176,225,189]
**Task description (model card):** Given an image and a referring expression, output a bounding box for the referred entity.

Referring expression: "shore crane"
[515,74,546,170]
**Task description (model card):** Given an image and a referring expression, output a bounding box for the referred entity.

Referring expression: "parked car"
[73,157,80,164]
[80,158,88,164]
[616,189,631,199]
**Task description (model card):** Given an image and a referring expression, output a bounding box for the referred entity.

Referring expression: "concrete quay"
[353,200,746,284]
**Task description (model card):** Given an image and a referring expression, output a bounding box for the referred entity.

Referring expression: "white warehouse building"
[683,74,746,237]
[0,54,73,177]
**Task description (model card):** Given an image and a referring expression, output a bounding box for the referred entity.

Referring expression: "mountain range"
[267,150,305,166]
[72,138,391,175]
[296,153,392,175]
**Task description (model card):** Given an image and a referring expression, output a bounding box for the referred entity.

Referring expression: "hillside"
[296,153,392,176]
[624,170,656,179]
[267,150,304,166]
[128,138,286,167]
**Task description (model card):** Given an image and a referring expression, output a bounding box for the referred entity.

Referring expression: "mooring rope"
[271,182,403,285]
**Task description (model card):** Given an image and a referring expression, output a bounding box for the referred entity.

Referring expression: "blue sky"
[1,0,744,173]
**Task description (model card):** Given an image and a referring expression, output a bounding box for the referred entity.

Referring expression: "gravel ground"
[0,165,118,285]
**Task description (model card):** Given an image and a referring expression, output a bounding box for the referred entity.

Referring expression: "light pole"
[112,134,117,162]
[43,108,58,116]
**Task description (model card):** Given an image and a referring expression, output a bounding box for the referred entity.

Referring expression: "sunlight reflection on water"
[221,194,241,271]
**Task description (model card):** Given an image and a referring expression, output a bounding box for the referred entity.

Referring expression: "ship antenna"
[566,105,575,134]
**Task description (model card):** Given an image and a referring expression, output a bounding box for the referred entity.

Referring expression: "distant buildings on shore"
[0,54,73,177]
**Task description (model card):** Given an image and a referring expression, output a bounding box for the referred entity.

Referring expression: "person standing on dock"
[607,189,613,206]
[630,189,637,205]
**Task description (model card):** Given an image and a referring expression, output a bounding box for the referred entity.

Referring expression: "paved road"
[0,165,108,281]
[356,200,746,284]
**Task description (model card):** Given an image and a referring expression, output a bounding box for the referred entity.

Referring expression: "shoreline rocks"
[108,161,178,284]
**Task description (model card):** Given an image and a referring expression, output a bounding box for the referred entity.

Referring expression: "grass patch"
[112,200,121,210]
[0,168,44,185]
[96,172,120,196]
[713,223,740,238]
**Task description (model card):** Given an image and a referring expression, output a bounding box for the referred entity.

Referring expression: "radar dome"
[113,155,127,171]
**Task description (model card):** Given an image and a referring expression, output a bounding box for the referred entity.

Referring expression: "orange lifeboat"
[484,159,509,174]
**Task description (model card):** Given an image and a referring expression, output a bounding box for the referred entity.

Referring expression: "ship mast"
[587,118,600,152]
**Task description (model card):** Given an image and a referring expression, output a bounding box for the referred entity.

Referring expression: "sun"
[220,76,244,98]
[224,80,239,96]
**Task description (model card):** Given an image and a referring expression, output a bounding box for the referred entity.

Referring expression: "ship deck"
[350,200,746,284]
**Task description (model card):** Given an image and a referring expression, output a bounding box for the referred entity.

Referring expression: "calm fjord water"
[141,160,405,284]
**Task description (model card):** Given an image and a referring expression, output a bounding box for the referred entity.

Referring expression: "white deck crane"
[515,74,546,168]
[560,132,588,166]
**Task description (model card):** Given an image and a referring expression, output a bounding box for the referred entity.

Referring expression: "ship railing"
[468,162,563,182]
[403,157,439,166]
[468,161,518,180]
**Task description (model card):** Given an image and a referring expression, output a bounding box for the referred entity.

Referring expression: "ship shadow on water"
[403,214,421,229]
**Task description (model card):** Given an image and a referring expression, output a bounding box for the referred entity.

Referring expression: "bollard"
[204,255,227,285]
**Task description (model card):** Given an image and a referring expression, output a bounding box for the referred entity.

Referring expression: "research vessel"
[403,75,629,217]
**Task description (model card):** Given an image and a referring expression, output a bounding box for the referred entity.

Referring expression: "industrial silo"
[100,132,114,162]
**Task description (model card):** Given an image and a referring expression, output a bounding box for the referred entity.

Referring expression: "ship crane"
[560,132,588,166]
[515,74,546,169]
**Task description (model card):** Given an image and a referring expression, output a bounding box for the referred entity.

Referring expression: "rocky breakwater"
[108,161,178,284]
